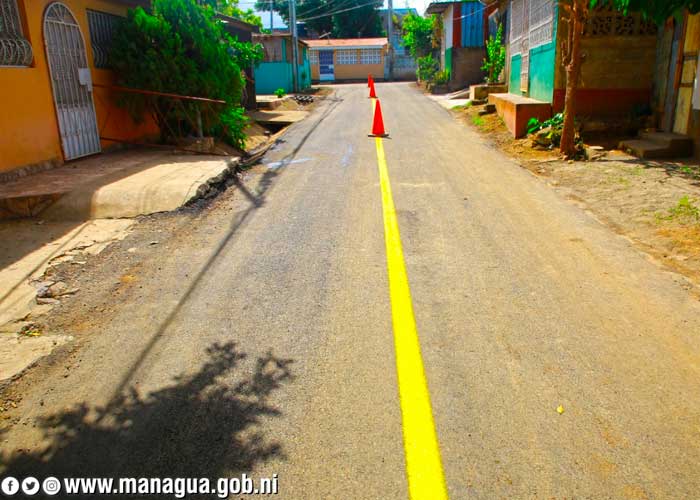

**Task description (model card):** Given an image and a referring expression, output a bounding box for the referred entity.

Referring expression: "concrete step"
[620,132,693,159]
[488,93,552,138]
[638,131,693,157]
[618,139,678,160]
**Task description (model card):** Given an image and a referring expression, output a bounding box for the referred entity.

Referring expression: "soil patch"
[451,103,700,289]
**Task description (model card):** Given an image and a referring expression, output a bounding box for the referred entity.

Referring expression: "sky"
[238,0,430,30]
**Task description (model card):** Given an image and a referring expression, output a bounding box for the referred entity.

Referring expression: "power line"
[298,0,381,21]
[296,0,358,18]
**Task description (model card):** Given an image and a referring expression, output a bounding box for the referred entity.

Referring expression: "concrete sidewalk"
[0,148,237,220]
[0,148,238,383]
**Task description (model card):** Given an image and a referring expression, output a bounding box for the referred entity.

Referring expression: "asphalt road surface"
[2,83,700,499]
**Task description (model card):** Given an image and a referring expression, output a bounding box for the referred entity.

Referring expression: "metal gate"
[318,50,334,81]
[44,2,101,160]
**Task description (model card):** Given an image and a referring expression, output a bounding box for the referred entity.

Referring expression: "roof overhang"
[215,13,261,33]
[308,45,386,50]
[425,3,450,14]
[425,0,486,15]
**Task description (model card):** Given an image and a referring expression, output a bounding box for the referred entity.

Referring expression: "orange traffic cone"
[370,99,388,137]
[368,74,374,88]
[369,79,377,98]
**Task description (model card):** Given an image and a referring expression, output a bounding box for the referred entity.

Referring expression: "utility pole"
[386,0,394,81]
[289,0,299,92]
[269,0,273,32]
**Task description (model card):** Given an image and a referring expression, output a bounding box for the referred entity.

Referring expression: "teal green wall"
[507,5,558,103]
[445,47,453,76]
[255,60,312,94]
[509,54,522,95]
[528,42,556,102]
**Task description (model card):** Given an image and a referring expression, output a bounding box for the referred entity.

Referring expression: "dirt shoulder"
[451,103,700,292]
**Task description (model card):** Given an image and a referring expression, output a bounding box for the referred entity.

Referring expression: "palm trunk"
[560,0,585,158]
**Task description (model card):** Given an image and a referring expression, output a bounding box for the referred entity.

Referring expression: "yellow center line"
[374,136,449,500]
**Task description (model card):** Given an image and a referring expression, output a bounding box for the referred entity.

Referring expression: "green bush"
[481,24,506,84]
[215,106,249,151]
[274,88,287,98]
[401,13,436,58]
[416,55,439,83]
[434,69,450,85]
[110,0,263,149]
[527,113,564,135]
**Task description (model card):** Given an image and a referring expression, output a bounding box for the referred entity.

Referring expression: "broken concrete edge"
[184,119,292,205]
[185,157,241,205]
[0,334,74,390]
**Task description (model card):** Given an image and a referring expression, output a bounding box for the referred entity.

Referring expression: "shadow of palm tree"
[1,342,293,496]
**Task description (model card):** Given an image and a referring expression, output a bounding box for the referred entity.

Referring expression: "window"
[360,48,381,65]
[309,49,319,65]
[87,10,123,69]
[0,0,33,66]
[336,49,357,65]
[509,0,524,55]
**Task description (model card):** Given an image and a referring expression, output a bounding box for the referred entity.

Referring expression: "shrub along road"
[2,82,700,498]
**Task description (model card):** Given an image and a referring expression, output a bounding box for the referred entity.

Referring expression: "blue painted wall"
[461,1,484,48]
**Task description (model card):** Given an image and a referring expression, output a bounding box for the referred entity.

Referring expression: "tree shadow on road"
[1,342,293,492]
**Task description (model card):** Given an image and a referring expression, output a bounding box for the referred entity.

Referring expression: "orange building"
[306,38,388,83]
[0,0,158,179]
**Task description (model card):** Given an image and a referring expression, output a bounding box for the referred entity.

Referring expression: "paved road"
[3,82,700,499]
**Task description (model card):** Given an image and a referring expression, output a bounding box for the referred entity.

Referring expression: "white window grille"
[360,48,380,65]
[0,0,32,66]
[336,49,357,65]
[309,49,319,65]
[528,0,554,49]
[87,10,123,69]
[509,0,524,55]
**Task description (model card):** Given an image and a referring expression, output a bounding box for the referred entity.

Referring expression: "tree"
[199,0,263,27]
[110,0,263,149]
[592,0,700,24]
[255,0,383,37]
[558,0,587,157]
[401,13,437,58]
[331,0,383,37]
[481,23,506,84]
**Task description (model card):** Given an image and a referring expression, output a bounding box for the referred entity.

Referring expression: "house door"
[44,2,101,160]
[319,50,334,81]
[663,18,684,132]
[519,0,530,93]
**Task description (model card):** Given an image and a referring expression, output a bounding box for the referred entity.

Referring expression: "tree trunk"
[560,0,586,158]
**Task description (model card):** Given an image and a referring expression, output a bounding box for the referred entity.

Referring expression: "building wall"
[334,61,385,80]
[509,53,521,93]
[450,47,484,88]
[507,1,557,102]
[0,0,158,175]
[309,48,386,81]
[459,1,485,48]
[438,1,486,87]
[552,11,657,116]
[255,61,312,94]
[527,41,556,103]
